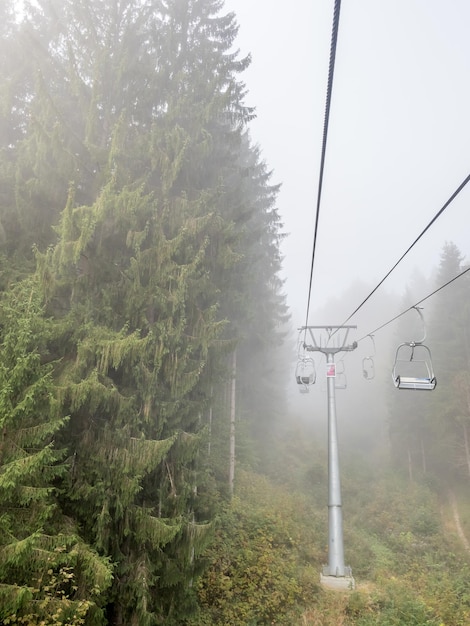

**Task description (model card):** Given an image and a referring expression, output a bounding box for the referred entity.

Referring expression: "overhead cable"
[338,171,470,329]
[304,0,342,330]
[357,264,470,343]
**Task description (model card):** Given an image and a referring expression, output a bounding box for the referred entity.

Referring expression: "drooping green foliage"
[0,0,288,622]
[0,278,112,624]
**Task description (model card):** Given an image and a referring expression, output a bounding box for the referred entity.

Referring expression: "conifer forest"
[1,1,470,624]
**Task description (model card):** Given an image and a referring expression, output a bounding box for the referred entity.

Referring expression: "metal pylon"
[301,325,357,590]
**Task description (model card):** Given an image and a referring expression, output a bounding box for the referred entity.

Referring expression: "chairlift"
[295,357,316,387]
[362,334,376,380]
[335,359,347,390]
[392,307,436,391]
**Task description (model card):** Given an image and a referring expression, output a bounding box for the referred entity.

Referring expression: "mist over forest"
[1,0,470,624]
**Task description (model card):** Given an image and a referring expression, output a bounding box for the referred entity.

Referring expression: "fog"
[222,0,470,454]
[224,0,470,328]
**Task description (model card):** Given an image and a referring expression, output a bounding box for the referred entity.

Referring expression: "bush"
[193,471,323,625]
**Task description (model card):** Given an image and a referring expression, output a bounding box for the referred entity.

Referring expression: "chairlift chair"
[362,335,376,380]
[392,307,436,391]
[335,359,347,390]
[295,357,316,387]
[392,343,436,390]
[335,372,347,390]
[363,357,375,380]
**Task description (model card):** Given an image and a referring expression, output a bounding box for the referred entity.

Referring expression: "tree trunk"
[407,448,413,483]
[463,421,470,479]
[229,351,236,496]
[420,437,426,475]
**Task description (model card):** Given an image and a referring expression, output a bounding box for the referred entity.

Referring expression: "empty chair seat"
[394,376,436,390]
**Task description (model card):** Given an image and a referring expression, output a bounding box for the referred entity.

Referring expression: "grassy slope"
[191,442,470,625]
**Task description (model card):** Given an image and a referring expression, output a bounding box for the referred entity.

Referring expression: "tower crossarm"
[299,325,357,355]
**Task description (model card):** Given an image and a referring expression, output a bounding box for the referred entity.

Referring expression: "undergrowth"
[189,462,470,625]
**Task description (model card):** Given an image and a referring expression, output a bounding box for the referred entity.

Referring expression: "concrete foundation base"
[320,573,355,591]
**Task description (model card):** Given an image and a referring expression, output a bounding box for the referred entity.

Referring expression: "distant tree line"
[389,241,470,486]
[0,0,288,623]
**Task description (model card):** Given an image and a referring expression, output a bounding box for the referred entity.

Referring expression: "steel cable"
[337,171,470,330]
[304,0,342,331]
[357,264,470,343]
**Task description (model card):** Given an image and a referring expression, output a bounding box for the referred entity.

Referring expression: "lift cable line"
[357,264,470,343]
[303,0,342,331]
[335,171,470,332]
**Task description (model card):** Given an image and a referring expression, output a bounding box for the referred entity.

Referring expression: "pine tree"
[230,141,289,448]
[28,0,263,621]
[0,2,30,267]
[427,242,470,481]
[36,176,227,622]
[2,0,288,621]
[389,244,470,483]
[0,278,112,624]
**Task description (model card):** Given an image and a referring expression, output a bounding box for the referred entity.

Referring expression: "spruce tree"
[0,3,29,266]
[428,242,470,481]
[389,244,470,483]
[1,0,288,621]
[28,0,266,621]
[0,278,112,624]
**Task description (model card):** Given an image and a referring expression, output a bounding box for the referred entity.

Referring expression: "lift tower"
[301,325,357,591]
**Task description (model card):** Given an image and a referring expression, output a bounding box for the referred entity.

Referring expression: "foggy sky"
[224,0,470,334]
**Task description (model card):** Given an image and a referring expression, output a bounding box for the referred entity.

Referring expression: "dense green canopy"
[0,1,288,623]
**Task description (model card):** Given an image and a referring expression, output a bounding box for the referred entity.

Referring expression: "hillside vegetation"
[192,446,470,625]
